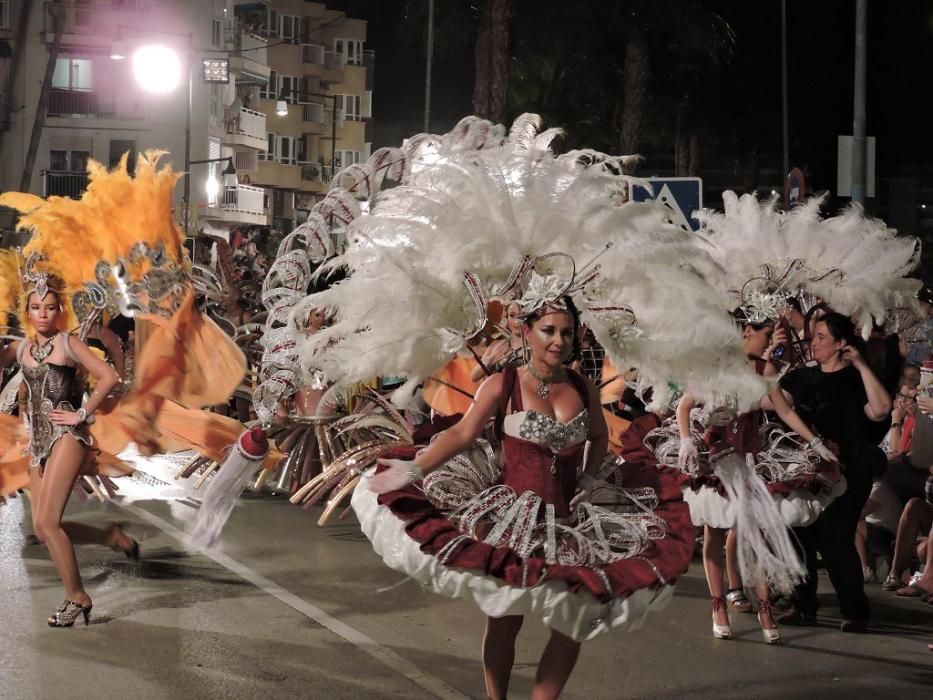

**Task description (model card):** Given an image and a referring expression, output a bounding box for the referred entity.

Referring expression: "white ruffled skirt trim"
[352,485,676,642]
[683,475,848,529]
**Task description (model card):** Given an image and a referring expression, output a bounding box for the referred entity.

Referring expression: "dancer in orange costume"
[0,153,281,533]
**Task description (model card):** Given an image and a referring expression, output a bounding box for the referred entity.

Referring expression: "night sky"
[330,0,933,197]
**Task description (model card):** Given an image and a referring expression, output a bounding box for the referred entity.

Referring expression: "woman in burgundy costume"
[354,299,693,700]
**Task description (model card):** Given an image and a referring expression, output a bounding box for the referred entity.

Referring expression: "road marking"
[119,502,471,700]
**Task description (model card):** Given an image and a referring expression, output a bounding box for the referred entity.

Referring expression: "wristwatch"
[891,422,902,428]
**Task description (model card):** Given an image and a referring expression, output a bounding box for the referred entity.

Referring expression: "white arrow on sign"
[654,183,693,232]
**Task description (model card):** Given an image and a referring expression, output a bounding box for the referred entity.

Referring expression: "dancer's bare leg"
[531,628,581,700]
[725,528,742,590]
[704,526,729,627]
[31,436,91,605]
[483,615,523,700]
[892,499,933,583]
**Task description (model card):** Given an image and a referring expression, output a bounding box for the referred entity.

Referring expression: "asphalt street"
[1,453,932,700]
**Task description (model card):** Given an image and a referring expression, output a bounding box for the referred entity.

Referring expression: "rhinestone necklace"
[525,362,564,399]
[29,335,55,364]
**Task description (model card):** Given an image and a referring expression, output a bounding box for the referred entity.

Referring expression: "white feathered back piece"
[289,114,767,412]
[693,191,921,335]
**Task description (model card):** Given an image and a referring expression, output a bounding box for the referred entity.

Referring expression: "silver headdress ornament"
[514,249,610,317]
[736,258,846,324]
[22,252,56,300]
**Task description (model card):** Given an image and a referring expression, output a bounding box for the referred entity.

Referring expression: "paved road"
[1,457,932,700]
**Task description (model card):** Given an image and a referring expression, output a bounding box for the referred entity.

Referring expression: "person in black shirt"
[773,312,892,632]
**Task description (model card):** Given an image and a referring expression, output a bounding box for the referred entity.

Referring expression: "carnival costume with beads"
[0,152,281,497]
[278,114,794,641]
[624,192,920,590]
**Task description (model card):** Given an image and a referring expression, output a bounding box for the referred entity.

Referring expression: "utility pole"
[781,0,789,178]
[851,0,867,205]
[423,0,434,132]
[21,0,66,192]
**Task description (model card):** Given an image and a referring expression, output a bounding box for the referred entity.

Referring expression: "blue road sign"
[631,177,703,232]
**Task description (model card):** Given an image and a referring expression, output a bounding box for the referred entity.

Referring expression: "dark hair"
[815,311,856,343]
[523,296,582,362]
[785,297,802,313]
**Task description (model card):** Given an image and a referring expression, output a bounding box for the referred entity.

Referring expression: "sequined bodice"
[22,362,82,411]
[503,409,589,453]
[20,360,89,466]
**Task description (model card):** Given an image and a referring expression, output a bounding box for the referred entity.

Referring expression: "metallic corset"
[21,362,91,467]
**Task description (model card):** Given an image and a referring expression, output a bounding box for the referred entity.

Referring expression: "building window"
[52,58,93,90]
[334,39,362,66]
[335,150,359,169]
[260,70,277,100]
[0,0,10,30]
[50,149,90,172]
[262,8,278,37]
[212,18,222,47]
[336,94,361,120]
[278,135,296,165]
[260,132,276,161]
[279,75,302,103]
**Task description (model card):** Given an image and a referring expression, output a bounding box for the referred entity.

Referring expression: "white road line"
[119,502,471,700]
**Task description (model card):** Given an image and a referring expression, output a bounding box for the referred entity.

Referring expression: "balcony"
[42,170,89,198]
[302,102,325,125]
[224,106,266,150]
[41,1,143,48]
[228,28,271,86]
[302,44,325,67]
[47,88,145,120]
[202,183,269,226]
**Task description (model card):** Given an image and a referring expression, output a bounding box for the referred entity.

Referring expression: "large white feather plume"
[693,191,921,335]
[293,114,767,412]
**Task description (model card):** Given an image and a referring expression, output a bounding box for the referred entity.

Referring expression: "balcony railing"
[234,150,258,172]
[302,102,324,124]
[323,50,345,70]
[225,106,266,141]
[363,50,375,90]
[297,162,333,184]
[232,29,268,65]
[47,88,145,119]
[302,44,325,66]
[221,184,266,217]
[42,170,89,198]
[43,1,140,35]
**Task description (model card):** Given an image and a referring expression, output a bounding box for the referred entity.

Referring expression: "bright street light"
[275,100,288,116]
[132,45,183,94]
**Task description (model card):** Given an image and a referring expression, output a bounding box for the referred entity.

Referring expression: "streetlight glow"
[275,100,288,116]
[132,45,183,93]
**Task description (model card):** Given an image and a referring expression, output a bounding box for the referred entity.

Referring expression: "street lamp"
[131,45,184,94]
[112,28,197,233]
[191,156,239,187]
[275,88,338,178]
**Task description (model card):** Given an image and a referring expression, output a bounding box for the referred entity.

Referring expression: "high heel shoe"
[711,596,732,639]
[757,599,781,644]
[726,587,752,613]
[48,600,92,627]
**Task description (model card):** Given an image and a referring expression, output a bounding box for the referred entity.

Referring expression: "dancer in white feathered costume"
[640,191,920,641]
[291,114,792,699]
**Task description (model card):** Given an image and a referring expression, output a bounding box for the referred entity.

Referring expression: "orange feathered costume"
[0,152,281,496]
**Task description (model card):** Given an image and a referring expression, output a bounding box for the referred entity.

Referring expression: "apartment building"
[0,0,276,244]
[249,0,373,232]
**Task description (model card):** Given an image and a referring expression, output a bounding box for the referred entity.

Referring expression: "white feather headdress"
[693,191,921,336]
[293,114,767,412]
